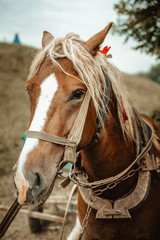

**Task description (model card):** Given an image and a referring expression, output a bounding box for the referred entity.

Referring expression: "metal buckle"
[57,160,72,178]
[142,154,157,171]
[96,205,131,219]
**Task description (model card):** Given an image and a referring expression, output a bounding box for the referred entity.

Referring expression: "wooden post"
[0,206,64,223]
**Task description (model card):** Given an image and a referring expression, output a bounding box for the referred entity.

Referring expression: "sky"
[0,0,158,74]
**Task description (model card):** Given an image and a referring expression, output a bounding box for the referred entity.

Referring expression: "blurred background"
[0,0,160,239]
[0,0,159,73]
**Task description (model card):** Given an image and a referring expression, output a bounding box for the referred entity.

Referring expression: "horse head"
[13,23,113,205]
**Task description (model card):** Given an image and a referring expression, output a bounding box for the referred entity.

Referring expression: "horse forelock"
[27,33,136,141]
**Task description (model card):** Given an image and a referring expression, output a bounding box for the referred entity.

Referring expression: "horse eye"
[70,90,85,100]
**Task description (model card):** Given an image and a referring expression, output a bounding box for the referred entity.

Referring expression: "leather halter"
[82,73,111,150]
[26,74,111,166]
[26,90,91,167]
[26,131,76,147]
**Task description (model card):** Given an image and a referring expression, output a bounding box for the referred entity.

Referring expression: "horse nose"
[25,172,44,203]
[14,167,44,204]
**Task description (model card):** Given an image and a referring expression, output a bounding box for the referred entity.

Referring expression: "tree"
[113,0,160,59]
[148,63,160,83]
[138,63,160,83]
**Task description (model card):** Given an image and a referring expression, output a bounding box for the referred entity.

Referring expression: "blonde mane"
[28,33,137,140]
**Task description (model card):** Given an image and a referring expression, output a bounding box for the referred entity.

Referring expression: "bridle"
[26,90,91,168]
[25,74,111,240]
[25,73,155,192]
[26,73,111,172]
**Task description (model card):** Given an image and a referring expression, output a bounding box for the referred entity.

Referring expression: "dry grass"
[123,72,160,115]
[0,43,36,175]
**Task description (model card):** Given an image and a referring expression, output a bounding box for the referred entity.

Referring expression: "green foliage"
[148,63,160,83]
[138,63,160,83]
[113,0,160,59]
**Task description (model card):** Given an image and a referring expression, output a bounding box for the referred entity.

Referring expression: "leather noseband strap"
[26,131,76,147]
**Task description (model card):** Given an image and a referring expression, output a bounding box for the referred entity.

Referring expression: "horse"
[13,23,160,240]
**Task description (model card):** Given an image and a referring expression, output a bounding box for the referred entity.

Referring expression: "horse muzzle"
[13,167,51,205]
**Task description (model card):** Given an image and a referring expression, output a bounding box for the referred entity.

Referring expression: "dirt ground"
[0,42,160,240]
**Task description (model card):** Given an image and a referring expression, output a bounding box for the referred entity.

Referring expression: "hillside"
[123,72,160,115]
[0,42,160,176]
[0,43,36,174]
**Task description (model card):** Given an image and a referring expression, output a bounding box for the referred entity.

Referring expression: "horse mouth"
[22,174,57,206]
[36,176,57,205]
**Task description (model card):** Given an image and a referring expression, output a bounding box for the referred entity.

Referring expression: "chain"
[80,191,95,237]
[92,162,144,196]
[77,162,144,238]
[69,162,144,196]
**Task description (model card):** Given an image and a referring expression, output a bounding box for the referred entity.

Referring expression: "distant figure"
[13,33,20,44]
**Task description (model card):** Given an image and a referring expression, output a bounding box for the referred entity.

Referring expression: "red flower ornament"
[99,46,111,54]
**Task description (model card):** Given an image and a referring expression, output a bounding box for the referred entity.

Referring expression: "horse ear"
[42,31,54,48]
[85,23,113,55]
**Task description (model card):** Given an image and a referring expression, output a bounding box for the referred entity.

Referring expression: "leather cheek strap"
[26,91,91,165]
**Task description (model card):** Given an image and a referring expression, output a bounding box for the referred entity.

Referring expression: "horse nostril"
[35,173,41,187]
[32,172,43,196]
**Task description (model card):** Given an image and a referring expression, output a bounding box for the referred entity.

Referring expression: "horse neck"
[81,91,137,199]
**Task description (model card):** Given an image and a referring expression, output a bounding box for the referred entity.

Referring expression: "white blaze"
[15,73,58,195]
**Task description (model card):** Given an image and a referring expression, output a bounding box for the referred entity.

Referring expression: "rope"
[59,184,77,240]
